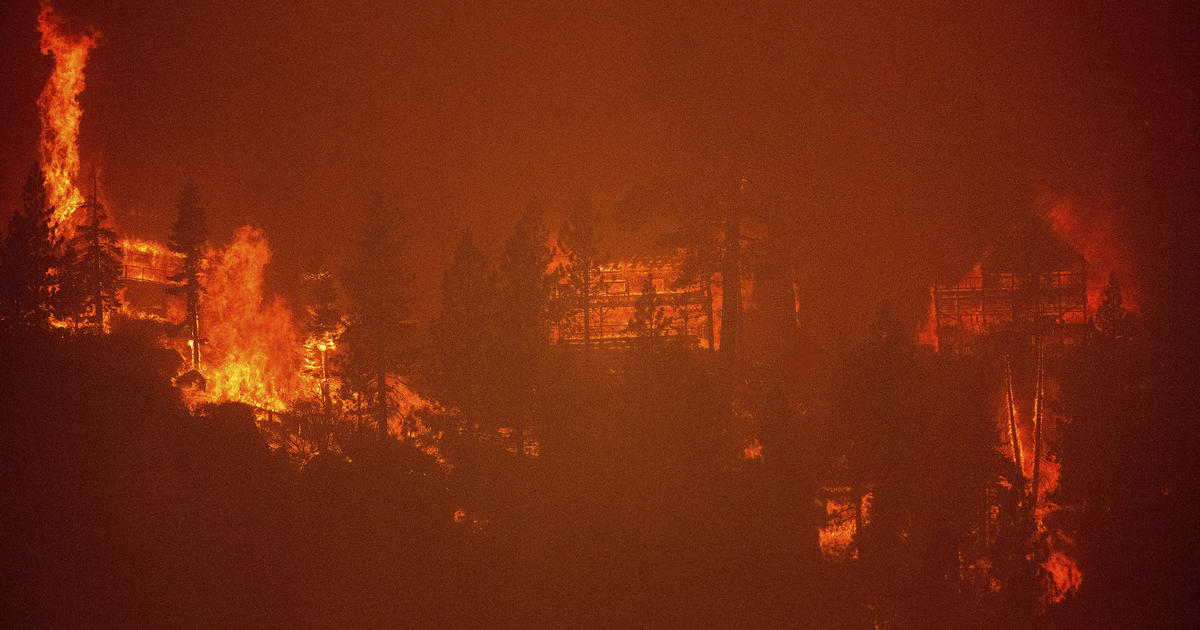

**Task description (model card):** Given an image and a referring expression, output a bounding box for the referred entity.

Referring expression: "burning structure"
[119,238,181,321]
[552,255,714,347]
[918,211,1103,601]
[929,216,1089,355]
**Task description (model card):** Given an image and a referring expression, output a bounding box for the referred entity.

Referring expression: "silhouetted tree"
[558,193,603,347]
[758,386,824,564]
[0,165,62,331]
[67,180,123,332]
[1051,330,1198,627]
[166,182,207,367]
[342,201,414,435]
[617,163,757,361]
[301,252,341,426]
[429,230,499,429]
[494,201,554,448]
[627,275,670,344]
[1094,272,1126,338]
[719,169,746,367]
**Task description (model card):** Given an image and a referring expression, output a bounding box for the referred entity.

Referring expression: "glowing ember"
[741,437,763,460]
[36,1,99,237]
[818,497,856,558]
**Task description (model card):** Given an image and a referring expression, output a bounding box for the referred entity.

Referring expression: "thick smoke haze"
[1,0,1196,336]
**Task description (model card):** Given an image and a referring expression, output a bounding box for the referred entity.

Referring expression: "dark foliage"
[0,165,62,331]
[166,181,207,366]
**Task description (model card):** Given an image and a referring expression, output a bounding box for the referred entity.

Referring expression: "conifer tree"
[342,201,413,435]
[495,202,554,447]
[166,182,207,366]
[558,193,602,347]
[627,275,669,344]
[67,177,122,332]
[430,230,499,427]
[1095,272,1126,338]
[0,165,62,331]
[301,253,341,422]
[498,202,554,358]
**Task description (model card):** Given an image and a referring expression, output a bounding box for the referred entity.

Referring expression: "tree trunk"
[582,261,591,347]
[1004,353,1026,499]
[1030,343,1044,507]
[721,192,742,366]
[190,292,201,367]
[703,279,715,350]
[376,362,389,436]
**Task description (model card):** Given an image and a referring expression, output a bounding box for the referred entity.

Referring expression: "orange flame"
[1044,545,1083,601]
[200,226,301,411]
[741,437,763,460]
[36,1,99,237]
[917,285,938,348]
[818,496,857,558]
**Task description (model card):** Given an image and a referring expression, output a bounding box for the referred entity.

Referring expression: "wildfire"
[200,226,301,411]
[36,1,99,237]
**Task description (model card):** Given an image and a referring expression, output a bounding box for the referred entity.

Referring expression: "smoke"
[1039,191,1140,314]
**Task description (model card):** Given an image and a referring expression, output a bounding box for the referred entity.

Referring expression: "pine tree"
[1095,272,1126,338]
[616,166,754,356]
[302,253,341,423]
[495,201,554,448]
[430,230,499,428]
[558,193,602,347]
[342,201,414,436]
[67,177,122,332]
[0,165,62,331]
[627,275,670,344]
[166,182,207,366]
[666,217,721,349]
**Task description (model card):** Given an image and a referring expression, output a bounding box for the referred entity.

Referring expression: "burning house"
[929,215,1089,355]
[119,237,182,321]
[552,255,715,348]
[920,213,1097,599]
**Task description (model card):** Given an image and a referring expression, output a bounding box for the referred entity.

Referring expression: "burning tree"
[617,160,764,365]
[166,182,207,367]
[299,252,342,430]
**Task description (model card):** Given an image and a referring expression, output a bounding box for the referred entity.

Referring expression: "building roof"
[980,214,1084,274]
